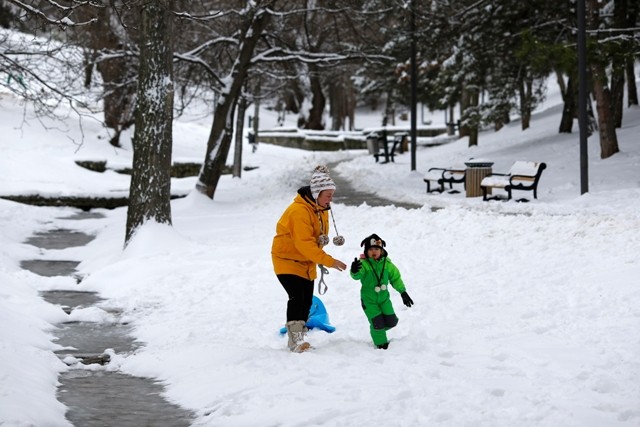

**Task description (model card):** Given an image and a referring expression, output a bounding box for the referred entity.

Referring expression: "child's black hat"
[361,234,386,252]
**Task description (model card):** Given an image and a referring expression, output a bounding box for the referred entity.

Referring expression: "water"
[59,370,191,427]
[41,290,103,314]
[20,211,194,427]
[25,228,95,249]
[20,259,80,278]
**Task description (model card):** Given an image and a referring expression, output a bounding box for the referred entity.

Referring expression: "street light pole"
[577,0,589,194]
[410,0,417,171]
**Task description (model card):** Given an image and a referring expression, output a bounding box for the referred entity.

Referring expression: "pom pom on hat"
[310,165,336,200]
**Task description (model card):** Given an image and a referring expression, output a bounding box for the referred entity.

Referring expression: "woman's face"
[317,189,335,208]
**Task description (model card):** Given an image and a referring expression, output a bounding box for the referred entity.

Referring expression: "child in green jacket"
[350,233,414,349]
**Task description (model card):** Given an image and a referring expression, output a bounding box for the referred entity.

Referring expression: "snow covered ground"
[1,81,639,427]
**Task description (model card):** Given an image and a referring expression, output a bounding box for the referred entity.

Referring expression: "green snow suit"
[350,256,407,346]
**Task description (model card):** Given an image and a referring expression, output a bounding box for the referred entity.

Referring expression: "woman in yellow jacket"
[272,165,347,352]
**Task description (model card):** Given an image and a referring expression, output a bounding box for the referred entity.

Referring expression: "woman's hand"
[332,259,347,271]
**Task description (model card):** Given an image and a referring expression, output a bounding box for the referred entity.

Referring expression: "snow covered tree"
[188,1,388,199]
[1,1,98,121]
[193,1,274,199]
[125,0,174,243]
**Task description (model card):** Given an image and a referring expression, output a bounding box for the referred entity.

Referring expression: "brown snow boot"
[286,320,311,353]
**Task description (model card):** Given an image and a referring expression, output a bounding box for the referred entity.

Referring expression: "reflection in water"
[59,371,191,427]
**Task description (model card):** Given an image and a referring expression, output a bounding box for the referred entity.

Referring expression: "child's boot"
[370,326,388,350]
[286,320,311,353]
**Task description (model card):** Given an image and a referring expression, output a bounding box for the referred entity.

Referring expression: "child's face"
[367,247,382,260]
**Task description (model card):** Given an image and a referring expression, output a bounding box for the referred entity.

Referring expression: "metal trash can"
[366,132,379,155]
[464,160,493,197]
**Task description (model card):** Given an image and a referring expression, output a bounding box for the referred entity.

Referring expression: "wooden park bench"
[423,167,466,193]
[480,161,547,201]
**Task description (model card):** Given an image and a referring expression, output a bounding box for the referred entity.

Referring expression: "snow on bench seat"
[423,166,466,193]
[480,161,547,201]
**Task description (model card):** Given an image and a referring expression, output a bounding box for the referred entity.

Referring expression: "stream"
[20,210,194,427]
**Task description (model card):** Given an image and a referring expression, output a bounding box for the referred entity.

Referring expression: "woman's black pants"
[277,274,314,322]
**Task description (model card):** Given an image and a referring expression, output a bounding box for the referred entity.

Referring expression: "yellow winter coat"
[271,188,336,280]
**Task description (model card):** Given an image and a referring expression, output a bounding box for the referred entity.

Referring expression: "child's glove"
[350,258,362,274]
[401,291,414,307]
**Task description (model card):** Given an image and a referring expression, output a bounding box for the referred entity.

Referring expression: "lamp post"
[410,0,417,171]
[577,0,589,194]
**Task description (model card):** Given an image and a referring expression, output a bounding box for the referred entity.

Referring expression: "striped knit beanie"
[310,165,336,200]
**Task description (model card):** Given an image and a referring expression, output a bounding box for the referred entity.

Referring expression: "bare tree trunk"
[0,3,13,27]
[626,61,638,106]
[587,0,619,159]
[305,63,325,130]
[555,68,567,98]
[493,109,510,131]
[558,73,576,133]
[81,6,137,148]
[447,105,456,136]
[252,78,260,136]
[591,69,620,158]
[468,127,478,147]
[611,0,627,128]
[459,87,478,147]
[125,0,174,244]
[233,95,247,178]
[329,78,344,131]
[625,0,638,106]
[468,91,479,147]
[459,87,470,139]
[468,129,478,147]
[196,4,272,199]
[587,95,598,136]
[328,74,355,131]
[282,68,305,114]
[346,79,356,130]
[519,77,532,130]
[610,66,624,128]
[81,48,96,89]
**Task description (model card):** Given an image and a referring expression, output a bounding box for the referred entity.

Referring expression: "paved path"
[328,161,422,210]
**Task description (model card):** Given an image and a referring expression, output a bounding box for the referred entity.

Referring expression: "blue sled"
[279,295,336,334]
